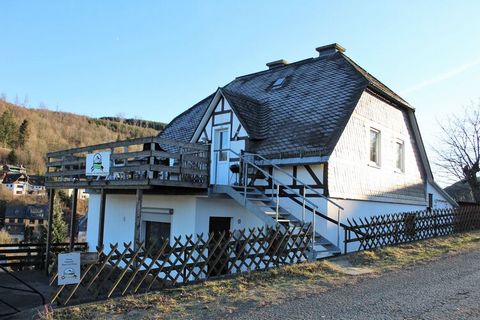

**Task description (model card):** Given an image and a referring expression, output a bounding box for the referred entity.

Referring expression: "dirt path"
[233,248,480,320]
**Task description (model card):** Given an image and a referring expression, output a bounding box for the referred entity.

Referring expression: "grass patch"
[349,230,480,270]
[47,230,480,320]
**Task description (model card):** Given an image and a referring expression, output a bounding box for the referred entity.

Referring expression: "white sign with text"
[86,151,111,176]
[58,252,81,285]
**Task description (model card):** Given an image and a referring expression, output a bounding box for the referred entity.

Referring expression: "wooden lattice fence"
[49,223,312,306]
[344,207,480,252]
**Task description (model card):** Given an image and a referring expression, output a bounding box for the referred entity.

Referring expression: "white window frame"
[369,128,381,167]
[394,139,405,173]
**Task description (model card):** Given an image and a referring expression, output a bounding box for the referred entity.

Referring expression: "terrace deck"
[45,136,210,190]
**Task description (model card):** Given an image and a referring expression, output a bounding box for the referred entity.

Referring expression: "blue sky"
[1,1,480,182]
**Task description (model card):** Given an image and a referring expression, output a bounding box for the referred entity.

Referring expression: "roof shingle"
[160,50,407,158]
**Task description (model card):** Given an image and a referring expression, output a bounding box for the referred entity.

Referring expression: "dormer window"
[272,77,285,89]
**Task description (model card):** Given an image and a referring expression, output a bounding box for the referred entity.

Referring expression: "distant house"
[27,175,46,195]
[2,164,27,175]
[3,204,48,242]
[2,173,29,196]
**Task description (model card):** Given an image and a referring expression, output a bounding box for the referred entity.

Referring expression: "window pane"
[216,130,229,161]
[145,221,171,253]
[396,141,404,171]
[370,130,379,163]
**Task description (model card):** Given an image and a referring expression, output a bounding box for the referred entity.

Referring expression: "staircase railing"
[215,149,345,251]
[245,152,345,248]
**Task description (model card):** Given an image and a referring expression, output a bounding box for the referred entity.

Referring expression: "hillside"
[0,99,162,174]
[99,117,166,131]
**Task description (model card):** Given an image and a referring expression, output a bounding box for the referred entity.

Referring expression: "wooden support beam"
[133,189,143,249]
[97,189,107,249]
[69,189,78,251]
[45,189,55,275]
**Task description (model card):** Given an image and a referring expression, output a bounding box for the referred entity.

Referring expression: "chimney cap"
[266,59,289,69]
[315,43,346,56]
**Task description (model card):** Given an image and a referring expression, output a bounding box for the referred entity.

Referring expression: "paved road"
[235,249,480,320]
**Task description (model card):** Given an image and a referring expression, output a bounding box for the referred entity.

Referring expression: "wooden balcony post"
[133,189,143,249]
[45,188,55,275]
[69,189,78,251]
[97,189,107,249]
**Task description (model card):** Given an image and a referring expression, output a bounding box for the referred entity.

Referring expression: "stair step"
[247,197,272,201]
[232,185,256,191]
[239,191,264,196]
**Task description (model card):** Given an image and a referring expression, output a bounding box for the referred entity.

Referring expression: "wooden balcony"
[46,136,210,190]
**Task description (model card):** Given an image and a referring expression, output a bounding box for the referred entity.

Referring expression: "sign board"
[81,252,99,265]
[58,252,81,285]
[86,151,111,177]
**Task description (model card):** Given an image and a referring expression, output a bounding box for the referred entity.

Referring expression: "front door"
[208,217,231,276]
[210,127,230,185]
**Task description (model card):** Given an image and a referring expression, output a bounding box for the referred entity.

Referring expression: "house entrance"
[210,127,230,185]
[208,217,231,276]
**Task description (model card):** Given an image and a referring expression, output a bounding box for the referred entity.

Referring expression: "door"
[208,217,231,276]
[210,127,230,185]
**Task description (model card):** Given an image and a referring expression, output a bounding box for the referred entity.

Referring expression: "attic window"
[272,77,285,89]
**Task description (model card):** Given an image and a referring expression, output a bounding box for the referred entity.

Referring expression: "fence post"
[344,228,348,254]
[45,189,56,275]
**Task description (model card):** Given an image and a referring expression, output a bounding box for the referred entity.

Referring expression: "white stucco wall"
[426,181,454,209]
[86,193,197,249]
[86,193,265,250]
[195,197,265,237]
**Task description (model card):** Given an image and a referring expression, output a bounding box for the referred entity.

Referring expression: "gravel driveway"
[234,248,480,320]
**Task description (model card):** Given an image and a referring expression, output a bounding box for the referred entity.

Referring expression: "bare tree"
[435,105,480,203]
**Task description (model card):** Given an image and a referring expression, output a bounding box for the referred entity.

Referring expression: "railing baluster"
[337,208,340,248]
[243,159,248,206]
[276,184,280,222]
[302,186,306,223]
[271,167,275,201]
[312,208,316,252]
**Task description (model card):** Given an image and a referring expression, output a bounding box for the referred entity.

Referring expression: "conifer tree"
[51,198,68,243]
[0,109,18,148]
[17,119,30,147]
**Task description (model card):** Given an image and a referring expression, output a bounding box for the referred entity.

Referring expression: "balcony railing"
[46,136,210,189]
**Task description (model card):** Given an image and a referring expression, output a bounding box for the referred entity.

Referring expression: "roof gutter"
[256,155,329,166]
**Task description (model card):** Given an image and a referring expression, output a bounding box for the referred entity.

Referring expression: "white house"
[2,173,29,195]
[47,43,456,258]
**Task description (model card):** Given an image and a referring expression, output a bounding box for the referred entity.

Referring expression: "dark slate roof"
[28,175,45,186]
[160,94,214,143]
[2,173,27,184]
[5,205,26,219]
[25,205,48,219]
[159,50,409,158]
[444,180,477,204]
[221,89,269,140]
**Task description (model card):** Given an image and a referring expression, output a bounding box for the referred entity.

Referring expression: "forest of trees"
[0,99,162,174]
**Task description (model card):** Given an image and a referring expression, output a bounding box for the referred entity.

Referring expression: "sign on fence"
[86,152,111,176]
[58,252,81,285]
